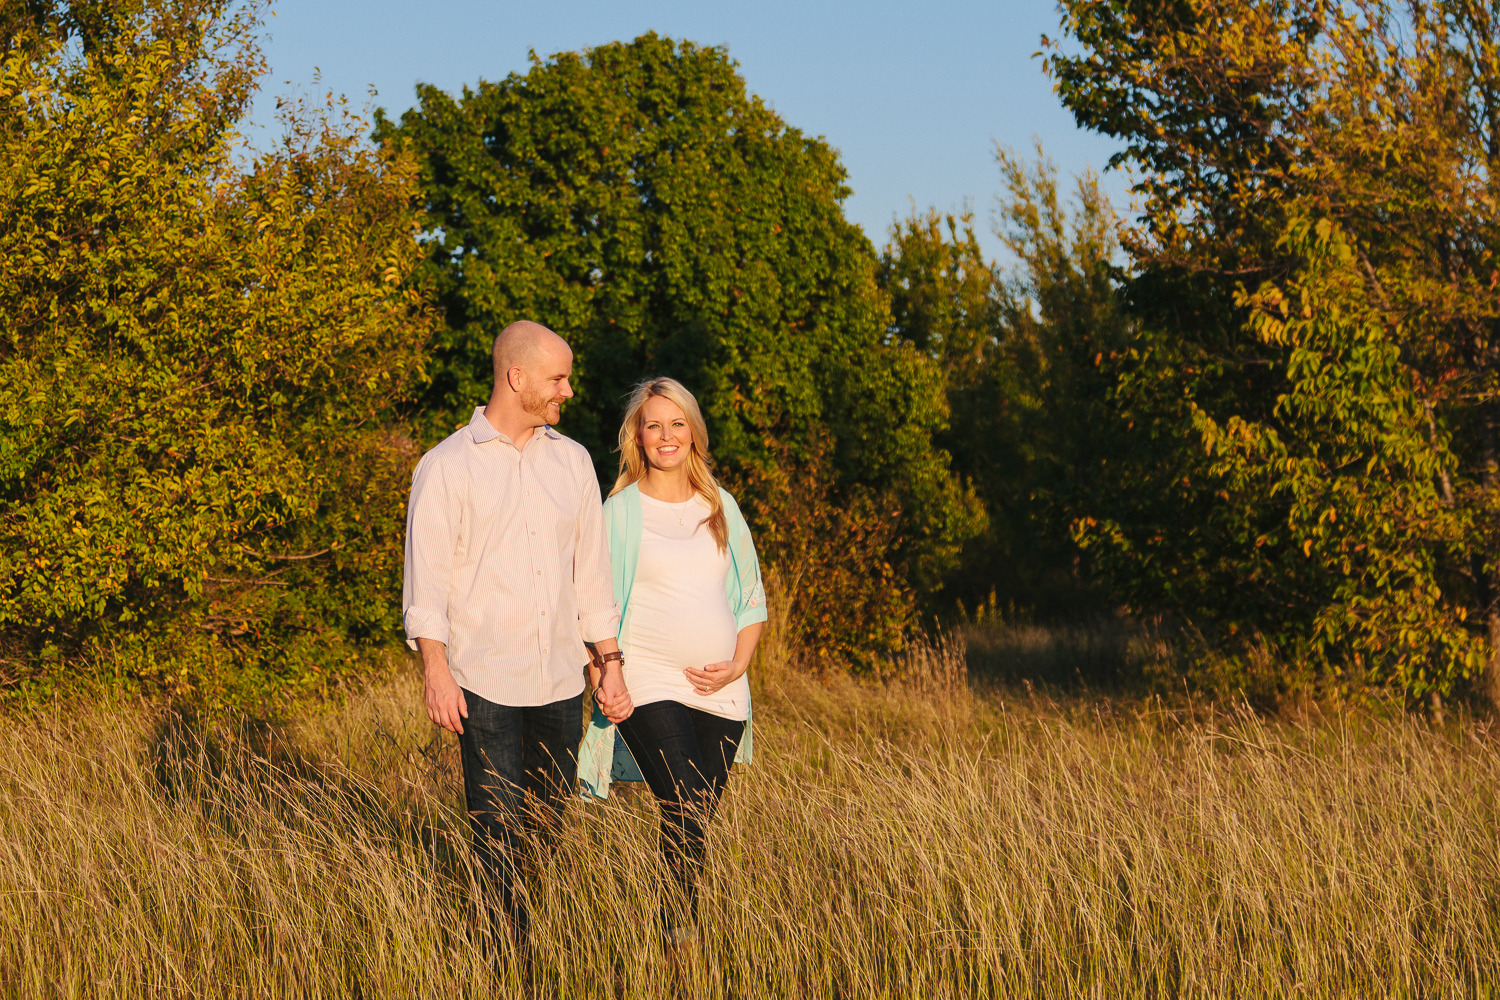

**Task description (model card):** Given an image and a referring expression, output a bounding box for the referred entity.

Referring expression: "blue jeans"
[617,700,744,928]
[457,688,580,943]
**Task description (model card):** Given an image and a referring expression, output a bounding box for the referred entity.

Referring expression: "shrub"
[0,1,435,709]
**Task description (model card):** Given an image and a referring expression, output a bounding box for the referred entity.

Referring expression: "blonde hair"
[612,377,728,552]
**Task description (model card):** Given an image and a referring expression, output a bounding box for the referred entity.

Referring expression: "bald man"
[402,320,632,948]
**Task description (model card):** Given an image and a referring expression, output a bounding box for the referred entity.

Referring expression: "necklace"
[677,504,686,526]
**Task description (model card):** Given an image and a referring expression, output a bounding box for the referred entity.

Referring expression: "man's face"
[519,343,575,426]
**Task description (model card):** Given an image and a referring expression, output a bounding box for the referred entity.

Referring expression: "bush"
[727,435,912,671]
[0,1,435,709]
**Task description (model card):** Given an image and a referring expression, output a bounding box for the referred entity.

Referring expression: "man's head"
[491,320,574,428]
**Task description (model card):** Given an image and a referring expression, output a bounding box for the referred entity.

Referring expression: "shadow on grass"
[146,709,473,882]
[958,615,1361,719]
[961,617,1143,691]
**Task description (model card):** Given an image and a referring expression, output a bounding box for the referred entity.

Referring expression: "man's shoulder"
[423,425,474,464]
[414,424,474,474]
[544,427,595,466]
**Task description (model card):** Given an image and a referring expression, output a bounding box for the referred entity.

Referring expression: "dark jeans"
[617,700,744,930]
[457,688,580,945]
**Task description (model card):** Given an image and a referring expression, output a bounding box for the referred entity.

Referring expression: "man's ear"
[505,364,525,393]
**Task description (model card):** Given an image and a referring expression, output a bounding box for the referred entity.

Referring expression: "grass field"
[3,622,1500,997]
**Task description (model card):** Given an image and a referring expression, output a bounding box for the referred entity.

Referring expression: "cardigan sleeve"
[722,490,769,631]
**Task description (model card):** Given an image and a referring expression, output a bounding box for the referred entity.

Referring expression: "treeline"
[3,0,1496,708]
[1045,0,1500,702]
[0,0,986,706]
[886,0,1500,704]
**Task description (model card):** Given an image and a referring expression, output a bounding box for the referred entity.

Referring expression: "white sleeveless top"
[620,493,750,720]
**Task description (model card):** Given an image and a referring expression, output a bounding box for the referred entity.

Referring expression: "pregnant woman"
[576,376,767,948]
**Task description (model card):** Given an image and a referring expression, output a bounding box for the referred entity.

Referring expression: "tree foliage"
[0,0,435,707]
[376,34,983,655]
[878,152,1131,616]
[1049,0,1500,695]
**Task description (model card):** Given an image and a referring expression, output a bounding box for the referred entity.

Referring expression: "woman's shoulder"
[603,482,637,512]
[715,486,751,531]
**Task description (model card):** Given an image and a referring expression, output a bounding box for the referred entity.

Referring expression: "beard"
[521,387,561,424]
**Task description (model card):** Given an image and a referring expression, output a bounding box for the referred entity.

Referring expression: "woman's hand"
[588,639,634,724]
[685,659,746,697]
[595,664,634,723]
[686,625,762,697]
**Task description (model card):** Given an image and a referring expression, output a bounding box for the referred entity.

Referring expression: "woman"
[576,376,767,946]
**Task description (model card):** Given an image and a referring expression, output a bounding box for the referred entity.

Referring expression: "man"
[402,320,633,946]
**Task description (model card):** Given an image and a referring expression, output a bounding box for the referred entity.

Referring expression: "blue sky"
[248,1,1125,263]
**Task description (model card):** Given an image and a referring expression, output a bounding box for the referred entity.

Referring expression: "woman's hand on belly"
[685,659,746,696]
[685,624,762,696]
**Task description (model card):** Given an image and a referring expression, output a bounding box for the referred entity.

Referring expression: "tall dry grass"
[3,625,1500,997]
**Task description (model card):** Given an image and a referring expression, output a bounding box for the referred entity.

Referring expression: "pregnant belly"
[626,601,737,671]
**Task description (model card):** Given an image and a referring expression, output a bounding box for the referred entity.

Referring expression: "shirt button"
[543,648,549,654]
[536,570,541,575]
[541,611,546,616]
[525,490,530,496]
[531,530,536,535]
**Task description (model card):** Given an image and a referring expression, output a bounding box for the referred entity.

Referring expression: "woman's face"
[639,395,693,474]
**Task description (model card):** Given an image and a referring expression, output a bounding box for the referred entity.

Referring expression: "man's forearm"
[416,636,450,674]
[587,636,621,690]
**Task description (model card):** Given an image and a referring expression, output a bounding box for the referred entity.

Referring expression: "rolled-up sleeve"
[402,452,458,649]
[573,470,621,643]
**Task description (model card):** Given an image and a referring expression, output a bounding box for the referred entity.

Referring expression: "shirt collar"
[466,406,562,447]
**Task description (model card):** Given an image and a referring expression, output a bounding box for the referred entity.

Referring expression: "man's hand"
[685,659,746,697]
[595,663,634,723]
[418,637,467,734]
[589,637,633,724]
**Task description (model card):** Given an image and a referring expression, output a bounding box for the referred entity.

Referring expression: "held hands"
[685,660,745,697]
[595,663,634,724]
[589,640,633,724]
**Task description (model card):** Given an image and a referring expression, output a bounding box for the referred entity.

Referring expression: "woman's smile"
[639,394,694,474]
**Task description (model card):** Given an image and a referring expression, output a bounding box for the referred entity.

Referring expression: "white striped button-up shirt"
[402,407,620,707]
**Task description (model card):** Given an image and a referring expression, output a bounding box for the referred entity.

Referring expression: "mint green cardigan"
[576,483,768,799]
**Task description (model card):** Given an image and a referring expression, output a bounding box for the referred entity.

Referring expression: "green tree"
[1048,0,1500,696]
[0,0,139,54]
[878,152,1131,616]
[0,0,435,707]
[376,33,982,655]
